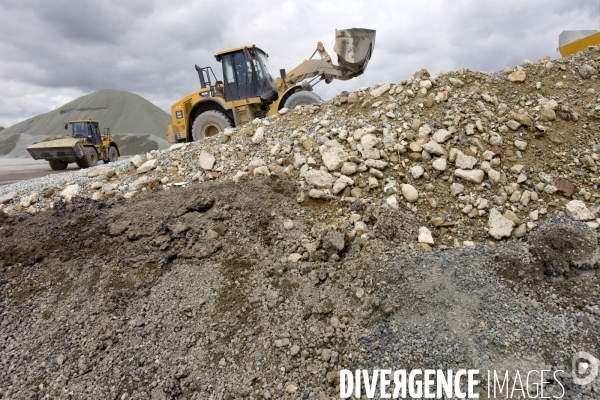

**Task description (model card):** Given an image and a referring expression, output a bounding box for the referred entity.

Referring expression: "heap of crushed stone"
[3,47,600,250]
[0,89,171,157]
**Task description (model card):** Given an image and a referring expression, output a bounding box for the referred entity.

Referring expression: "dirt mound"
[1,178,599,399]
[0,89,170,156]
[529,216,600,276]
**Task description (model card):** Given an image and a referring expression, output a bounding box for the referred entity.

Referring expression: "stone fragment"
[252,127,265,144]
[130,154,146,167]
[302,170,334,188]
[455,153,477,169]
[410,165,424,179]
[514,140,527,151]
[418,226,434,245]
[422,141,446,155]
[488,209,515,240]
[507,70,526,82]
[555,178,574,196]
[450,183,464,196]
[506,120,521,130]
[401,184,419,202]
[370,83,391,97]
[60,184,79,201]
[319,140,349,171]
[432,129,451,143]
[454,169,484,183]
[540,106,556,121]
[0,192,16,204]
[199,151,216,170]
[565,200,595,221]
[432,158,447,171]
[137,159,158,174]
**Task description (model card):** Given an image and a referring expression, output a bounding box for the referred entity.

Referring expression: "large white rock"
[130,154,146,167]
[302,170,334,188]
[169,143,185,151]
[360,134,379,149]
[319,140,349,171]
[565,200,595,221]
[364,159,388,170]
[432,129,452,143]
[252,127,265,144]
[432,158,447,171]
[198,150,216,170]
[0,191,16,204]
[332,175,354,194]
[410,165,424,179]
[422,141,446,155]
[137,159,158,174]
[401,184,419,202]
[455,153,477,169]
[370,83,391,97]
[487,169,502,185]
[488,209,515,240]
[454,169,484,183]
[418,226,434,245]
[60,184,80,202]
[341,162,357,175]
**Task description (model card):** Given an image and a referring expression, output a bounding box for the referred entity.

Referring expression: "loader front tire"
[283,91,323,109]
[191,111,232,141]
[77,147,99,169]
[49,160,68,170]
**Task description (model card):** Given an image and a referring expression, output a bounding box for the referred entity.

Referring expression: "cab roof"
[69,120,99,123]
[215,45,267,60]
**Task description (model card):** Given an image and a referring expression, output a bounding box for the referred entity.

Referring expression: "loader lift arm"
[284,28,376,86]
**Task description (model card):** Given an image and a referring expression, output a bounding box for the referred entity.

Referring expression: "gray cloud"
[0,0,598,128]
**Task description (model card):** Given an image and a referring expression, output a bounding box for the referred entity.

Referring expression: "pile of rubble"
[3,48,600,249]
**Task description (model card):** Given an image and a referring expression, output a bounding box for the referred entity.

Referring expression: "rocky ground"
[1,48,600,399]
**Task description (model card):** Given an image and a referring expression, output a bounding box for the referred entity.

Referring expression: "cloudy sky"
[0,0,598,128]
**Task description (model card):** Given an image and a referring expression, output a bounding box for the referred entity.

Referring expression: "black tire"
[283,91,323,109]
[191,111,232,141]
[104,146,119,164]
[77,147,99,168]
[48,159,68,170]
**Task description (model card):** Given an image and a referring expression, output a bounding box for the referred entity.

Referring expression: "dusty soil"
[1,178,599,399]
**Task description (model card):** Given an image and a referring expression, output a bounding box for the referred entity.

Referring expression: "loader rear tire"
[104,146,119,164]
[191,111,232,141]
[283,91,323,109]
[49,160,68,170]
[77,147,98,169]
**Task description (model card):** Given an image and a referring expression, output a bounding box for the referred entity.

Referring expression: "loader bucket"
[26,137,84,162]
[333,28,376,77]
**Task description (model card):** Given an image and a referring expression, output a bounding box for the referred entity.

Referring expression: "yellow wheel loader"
[166,28,376,143]
[26,119,120,170]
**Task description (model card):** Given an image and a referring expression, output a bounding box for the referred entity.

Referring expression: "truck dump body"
[558,30,600,57]
[26,137,84,162]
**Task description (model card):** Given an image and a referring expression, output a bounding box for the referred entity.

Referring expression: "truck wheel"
[283,91,323,109]
[191,111,232,141]
[77,147,99,168]
[48,160,68,170]
[104,146,119,164]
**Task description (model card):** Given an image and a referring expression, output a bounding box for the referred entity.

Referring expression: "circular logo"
[572,351,598,386]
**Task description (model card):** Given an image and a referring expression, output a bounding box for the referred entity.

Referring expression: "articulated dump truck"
[166,28,376,143]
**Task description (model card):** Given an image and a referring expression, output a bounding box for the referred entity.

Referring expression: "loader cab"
[215,46,278,103]
[67,120,102,145]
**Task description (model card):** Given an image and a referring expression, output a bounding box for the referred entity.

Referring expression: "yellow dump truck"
[558,30,600,58]
[27,119,120,170]
[166,28,376,143]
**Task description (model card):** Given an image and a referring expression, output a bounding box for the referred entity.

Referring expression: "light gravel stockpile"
[1,48,600,399]
[0,89,171,157]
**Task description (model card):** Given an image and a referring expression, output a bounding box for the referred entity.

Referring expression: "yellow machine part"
[558,31,600,57]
